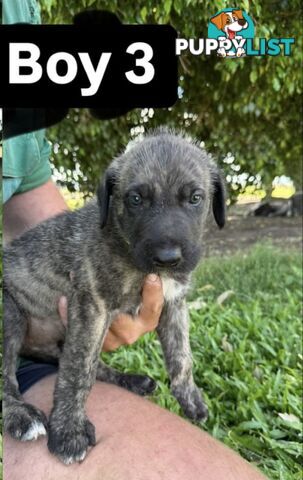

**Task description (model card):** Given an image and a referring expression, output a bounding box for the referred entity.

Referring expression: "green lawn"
[103,243,302,480]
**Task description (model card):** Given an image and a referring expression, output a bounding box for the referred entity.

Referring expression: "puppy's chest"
[161,277,187,302]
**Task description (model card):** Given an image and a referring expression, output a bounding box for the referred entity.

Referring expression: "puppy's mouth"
[227,28,236,40]
[152,260,180,269]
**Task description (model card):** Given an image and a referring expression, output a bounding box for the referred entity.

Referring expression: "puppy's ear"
[232,9,244,20]
[97,168,116,229]
[212,170,226,229]
[210,12,226,31]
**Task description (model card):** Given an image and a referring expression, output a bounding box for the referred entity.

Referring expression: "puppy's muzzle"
[152,246,182,267]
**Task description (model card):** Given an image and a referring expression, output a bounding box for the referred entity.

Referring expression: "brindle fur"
[3,128,225,464]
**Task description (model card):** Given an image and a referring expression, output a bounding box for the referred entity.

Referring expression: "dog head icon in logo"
[208,8,254,57]
[211,10,248,40]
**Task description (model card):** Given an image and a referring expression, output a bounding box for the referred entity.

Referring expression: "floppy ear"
[232,9,244,20]
[212,170,226,229]
[210,12,226,31]
[97,168,116,229]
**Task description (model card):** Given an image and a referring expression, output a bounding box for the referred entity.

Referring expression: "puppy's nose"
[153,247,182,267]
[238,19,246,26]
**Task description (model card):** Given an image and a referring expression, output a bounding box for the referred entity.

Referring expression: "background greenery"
[103,244,302,480]
[39,0,303,198]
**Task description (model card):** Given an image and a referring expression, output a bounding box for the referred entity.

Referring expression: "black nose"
[238,19,246,26]
[153,247,182,267]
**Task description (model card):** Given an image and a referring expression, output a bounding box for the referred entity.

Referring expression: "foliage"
[103,244,302,480]
[39,0,303,197]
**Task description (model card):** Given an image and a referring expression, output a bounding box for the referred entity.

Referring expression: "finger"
[103,274,164,350]
[108,313,141,346]
[138,274,164,330]
[58,296,68,327]
[102,328,129,352]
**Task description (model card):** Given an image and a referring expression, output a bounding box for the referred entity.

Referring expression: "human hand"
[58,274,164,351]
[102,274,164,351]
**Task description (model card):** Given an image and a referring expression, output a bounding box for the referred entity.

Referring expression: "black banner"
[0,24,178,108]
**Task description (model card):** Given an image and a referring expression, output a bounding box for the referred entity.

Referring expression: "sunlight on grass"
[271,185,296,199]
[238,185,295,204]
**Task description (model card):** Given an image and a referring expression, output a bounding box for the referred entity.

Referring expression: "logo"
[208,8,254,57]
[176,8,295,57]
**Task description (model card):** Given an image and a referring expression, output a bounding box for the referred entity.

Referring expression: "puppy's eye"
[128,192,142,207]
[189,192,202,205]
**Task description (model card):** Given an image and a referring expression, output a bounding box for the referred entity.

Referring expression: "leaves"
[221,334,234,352]
[37,0,302,194]
[250,69,258,83]
[216,290,234,305]
[140,6,147,22]
[273,77,281,92]
[188,298,207,311]
[278,413,301,430]
[164,0,172,15]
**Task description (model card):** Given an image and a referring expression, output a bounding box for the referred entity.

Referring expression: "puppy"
[3,129,225,464]
[210,9,248,57]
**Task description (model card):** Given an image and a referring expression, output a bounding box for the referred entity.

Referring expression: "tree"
[40,0,303,197]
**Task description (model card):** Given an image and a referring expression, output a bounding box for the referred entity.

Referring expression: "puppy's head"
[97,129,225,275]
[211,10,248,39]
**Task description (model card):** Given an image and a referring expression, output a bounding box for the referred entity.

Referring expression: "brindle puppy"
[3,128,225,464]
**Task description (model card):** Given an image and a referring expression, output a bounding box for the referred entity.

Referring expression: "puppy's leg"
[47,291,107,464]
[96,361,157,396]
[157,299,208,422]
[3,290,48,440]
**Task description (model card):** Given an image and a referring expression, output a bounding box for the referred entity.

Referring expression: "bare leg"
[3,376,267,480]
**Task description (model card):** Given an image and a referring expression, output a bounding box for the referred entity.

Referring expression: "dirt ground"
[203,203,302,257]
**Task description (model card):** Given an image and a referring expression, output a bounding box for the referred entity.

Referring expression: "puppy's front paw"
[172,384,208,422]
[48,415,96,464]
[236,47,245,57]
[118,373,157,396]
[217,48,226,57]
[4,402,47,441]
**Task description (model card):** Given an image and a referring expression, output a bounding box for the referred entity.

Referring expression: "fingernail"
[147,273,159,283]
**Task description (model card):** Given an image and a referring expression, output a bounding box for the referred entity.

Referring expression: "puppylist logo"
[176,8,295,57]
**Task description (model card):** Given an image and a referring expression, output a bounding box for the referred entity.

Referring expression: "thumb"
[138,274,164,330]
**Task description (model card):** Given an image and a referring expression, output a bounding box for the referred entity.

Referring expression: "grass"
[103,243,302,480]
